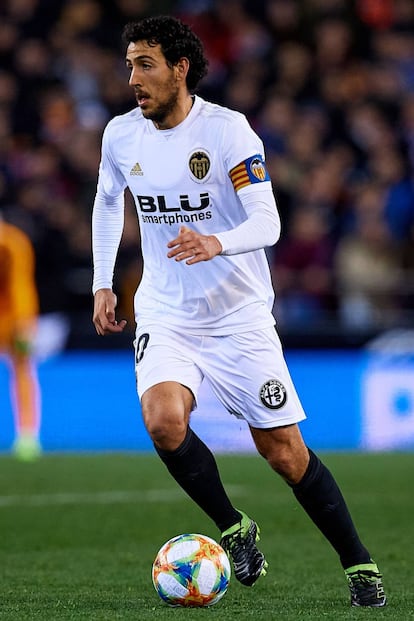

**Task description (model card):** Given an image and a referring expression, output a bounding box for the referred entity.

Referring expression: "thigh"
[202,327,307,429]
[134,324,204,402]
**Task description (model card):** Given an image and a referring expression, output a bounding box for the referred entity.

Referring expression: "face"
[126,40,182,128]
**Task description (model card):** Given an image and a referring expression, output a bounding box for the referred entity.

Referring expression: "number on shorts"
[135,333,150,364]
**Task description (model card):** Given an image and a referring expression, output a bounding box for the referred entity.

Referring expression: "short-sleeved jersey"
[94,95,276,335]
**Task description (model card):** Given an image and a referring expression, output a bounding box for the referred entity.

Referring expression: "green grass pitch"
[0,452,413,620]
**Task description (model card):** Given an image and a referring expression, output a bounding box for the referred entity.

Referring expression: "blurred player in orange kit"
[0,217,42,460]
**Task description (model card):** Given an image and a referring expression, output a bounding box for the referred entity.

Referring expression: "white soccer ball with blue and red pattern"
[152,533,231,607]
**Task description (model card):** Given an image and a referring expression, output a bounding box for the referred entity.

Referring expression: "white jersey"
[93,95,279,335]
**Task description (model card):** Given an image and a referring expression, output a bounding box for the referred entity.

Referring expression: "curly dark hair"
[123,16,209,93]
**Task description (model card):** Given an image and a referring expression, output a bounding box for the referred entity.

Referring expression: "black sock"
[291,449,371,569]
[155,427,241,532]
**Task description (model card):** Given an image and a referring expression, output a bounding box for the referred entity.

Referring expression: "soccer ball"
[152,533,231,607]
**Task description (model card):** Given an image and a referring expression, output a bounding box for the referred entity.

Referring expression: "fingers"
[105,307,116,323]
[167,225,192,251]
[167,226,201,263]
[93,289,127,336]
[179,225,191,235]
[94,318,127,336]
[103,318,128,334]
[167,244,199,263]
[167,228,222,264]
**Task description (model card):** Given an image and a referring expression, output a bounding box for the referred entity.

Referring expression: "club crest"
[250,157,267,181]
[189,150,211,182]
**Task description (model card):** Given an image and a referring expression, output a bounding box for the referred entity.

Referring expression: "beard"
[140,85,180,126]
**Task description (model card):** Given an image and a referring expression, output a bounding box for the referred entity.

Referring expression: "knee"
[263,445,309,485]
[148,422,187,450]
[251,425,310,484]
[142,403,187,451]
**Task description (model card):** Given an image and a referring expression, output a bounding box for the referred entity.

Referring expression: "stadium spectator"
[370,148,414,241]
[270,205,336,327]
[334,181,403,329]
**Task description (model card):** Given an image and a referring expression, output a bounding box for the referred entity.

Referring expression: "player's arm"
[92,191,128,335]
[214,185,280,255]
[167,183,280,264]
[92,122,128,335]
[214,121,281,254]
[168,114,280,264]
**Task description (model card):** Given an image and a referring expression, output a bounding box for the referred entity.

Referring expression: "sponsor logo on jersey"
[189,150,211,181]
[259,379,287,410]
[130,162,143,176]
[136,193,210,212]
[230,154,270,192]
[136,192,212,225]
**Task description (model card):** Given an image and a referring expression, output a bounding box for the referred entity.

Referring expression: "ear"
[174,57,190,82]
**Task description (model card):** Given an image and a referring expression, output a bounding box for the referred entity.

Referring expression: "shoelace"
[222,528,251,557]
[348,569,382,585]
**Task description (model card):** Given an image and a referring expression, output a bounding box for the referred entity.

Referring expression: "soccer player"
[92,15,386,607]
[0,218,42,460]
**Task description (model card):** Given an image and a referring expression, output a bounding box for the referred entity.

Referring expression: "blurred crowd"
[1,0,413,347]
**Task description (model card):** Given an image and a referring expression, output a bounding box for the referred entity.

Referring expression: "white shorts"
[134,325,306,429]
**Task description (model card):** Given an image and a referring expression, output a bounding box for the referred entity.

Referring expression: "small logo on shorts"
[259,379,287,410]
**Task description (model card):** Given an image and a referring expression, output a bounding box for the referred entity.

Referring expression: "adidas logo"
[130,162,143,176]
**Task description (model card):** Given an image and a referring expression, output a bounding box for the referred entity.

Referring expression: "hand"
[167,226,222,265]
[93,289,127,336]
